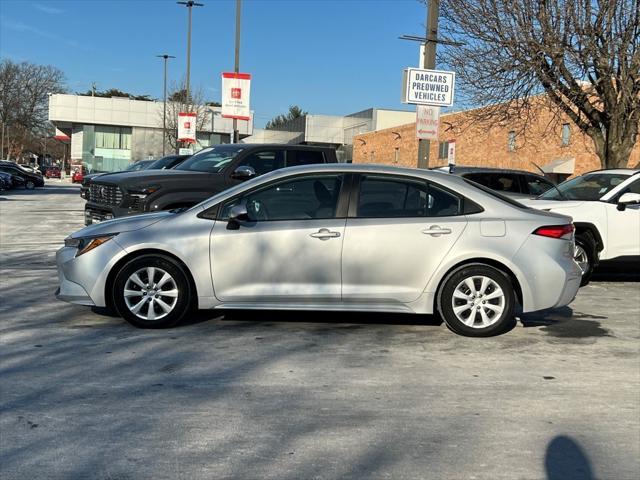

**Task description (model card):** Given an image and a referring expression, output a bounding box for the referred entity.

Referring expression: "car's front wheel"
[438,264,516,337]
[113,254,193,328]
[25,180,35,190]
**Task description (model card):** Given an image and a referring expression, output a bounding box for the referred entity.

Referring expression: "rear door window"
[239,150,285,176]
[355,176,462,218]
[286,150,325,167]
[523,175,554,195]
[464,173,522,194]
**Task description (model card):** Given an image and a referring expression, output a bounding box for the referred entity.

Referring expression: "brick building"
[352,101,640,180]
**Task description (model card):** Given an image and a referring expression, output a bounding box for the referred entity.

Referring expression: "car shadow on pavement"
[520,306,612,339]
[545,435,594,480]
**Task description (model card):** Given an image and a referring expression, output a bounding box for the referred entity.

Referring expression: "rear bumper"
[513,236,582,312]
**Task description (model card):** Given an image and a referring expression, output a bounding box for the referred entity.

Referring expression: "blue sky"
[0,0,428,127]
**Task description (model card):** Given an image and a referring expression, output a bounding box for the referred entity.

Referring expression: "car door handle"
[422,225,452,236]
[310,228,341,240]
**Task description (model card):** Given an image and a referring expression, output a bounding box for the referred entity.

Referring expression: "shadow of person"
[545,435,594,480]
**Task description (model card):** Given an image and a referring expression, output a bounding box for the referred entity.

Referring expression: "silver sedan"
[56,164,581,337]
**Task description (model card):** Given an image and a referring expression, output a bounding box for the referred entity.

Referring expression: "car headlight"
[128,185,160,198]
[65,234,118,257]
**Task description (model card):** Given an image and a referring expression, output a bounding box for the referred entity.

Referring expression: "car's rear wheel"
[574,233,595,286]
[113,255,193,328]
[438,265,515,337]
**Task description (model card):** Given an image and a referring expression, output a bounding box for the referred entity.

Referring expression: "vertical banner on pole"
[221,72,251,121]
[178,112,197,144]
[447,139,456,173]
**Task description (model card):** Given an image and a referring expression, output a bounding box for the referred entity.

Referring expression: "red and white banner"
[447,139,456,165]
[54,127,70,142]
[178,112,197,144]
[221,72,251,121]
[416,105,440,140]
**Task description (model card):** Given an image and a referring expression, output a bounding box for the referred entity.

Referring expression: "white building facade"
[48,94,254,172]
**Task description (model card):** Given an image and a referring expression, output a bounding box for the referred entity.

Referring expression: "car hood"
[70,211,173,238]
[519,199,587,210]
[92,169,215,185]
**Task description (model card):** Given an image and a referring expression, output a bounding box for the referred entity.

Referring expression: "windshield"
[148,156,179,170]
[539,173,630,200]
[175,145,244,173]
[126,160,155,171]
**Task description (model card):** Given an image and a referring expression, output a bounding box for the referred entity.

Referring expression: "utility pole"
[1,122,4,159]
[157,54,176,156]
[418,0,439,169]
[232,0,242,144]
[177,1,203,103]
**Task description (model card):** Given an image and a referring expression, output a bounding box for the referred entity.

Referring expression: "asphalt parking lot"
[1,182,639,480]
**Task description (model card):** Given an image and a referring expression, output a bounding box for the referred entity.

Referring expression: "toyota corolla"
[56,164,581,337]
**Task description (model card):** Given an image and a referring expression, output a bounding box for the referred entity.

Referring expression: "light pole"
[177,1,203,103]
[157,54,176,156]
[232,0,242,143]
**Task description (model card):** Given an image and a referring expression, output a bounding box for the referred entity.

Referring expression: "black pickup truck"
[83,144,338,225]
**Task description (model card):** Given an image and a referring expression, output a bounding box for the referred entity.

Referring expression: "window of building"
[438,141,449,159]
[561,123,571,146]
[507,131,516,151]
[95,126,132,150]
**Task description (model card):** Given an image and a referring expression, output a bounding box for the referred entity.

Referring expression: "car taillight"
[533,224,574,239]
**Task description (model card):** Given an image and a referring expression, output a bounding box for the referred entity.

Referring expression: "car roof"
[227,143,333,151]
[435,166,547,176]
[583,168,639,176]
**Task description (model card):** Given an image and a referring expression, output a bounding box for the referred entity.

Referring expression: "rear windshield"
[463,178,530,209]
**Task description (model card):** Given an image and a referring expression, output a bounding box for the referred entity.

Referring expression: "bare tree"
[438,0,640,169]
[0,59,66,159]
[160,81,210,152]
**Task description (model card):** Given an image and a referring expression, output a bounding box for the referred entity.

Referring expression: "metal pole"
[157,54,175,156]
[186,5,192,102]
[233,0,242,144]
[417,0,439,169]
[1,122,4,159]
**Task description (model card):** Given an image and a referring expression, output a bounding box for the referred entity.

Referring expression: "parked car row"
[0,160,45,190]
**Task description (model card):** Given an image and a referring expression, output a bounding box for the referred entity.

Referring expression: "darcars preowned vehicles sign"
[178,112,197,144]
[222,72,251,121]
[403,68,455,107]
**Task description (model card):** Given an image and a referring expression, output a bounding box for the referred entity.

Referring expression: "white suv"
[523,169,640,285]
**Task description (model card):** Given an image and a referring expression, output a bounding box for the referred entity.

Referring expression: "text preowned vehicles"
[522,169,640,285]
[83,144,338,225]
[57,164,581,337]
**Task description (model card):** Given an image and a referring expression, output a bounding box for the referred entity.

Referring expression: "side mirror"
[616,192,640,211]
[231,165,256,181]
[227,203,249,230]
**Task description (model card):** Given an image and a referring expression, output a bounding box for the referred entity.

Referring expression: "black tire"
[25,180,35,190]
[574,232,596,287]
[113,254,193,328]
[438,264,516,337]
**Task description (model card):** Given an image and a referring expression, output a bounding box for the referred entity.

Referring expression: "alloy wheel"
[574,244,590,276]
[451,275,505,328]
[123,267,179,320]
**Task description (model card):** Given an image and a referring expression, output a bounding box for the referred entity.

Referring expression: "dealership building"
[352,100,640,180]
[48,94,254,172]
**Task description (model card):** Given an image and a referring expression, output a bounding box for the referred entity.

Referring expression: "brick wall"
[353,103,640,176]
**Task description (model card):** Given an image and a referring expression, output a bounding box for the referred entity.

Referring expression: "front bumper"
[55,238,126,307]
